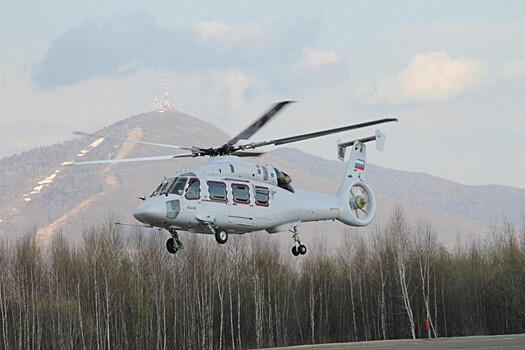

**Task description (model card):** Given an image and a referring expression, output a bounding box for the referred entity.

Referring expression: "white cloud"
[194,21,231,39]
[32,12,329,89]
[501,57,525,79]
[356,52,488,106]
[294,49,337,69]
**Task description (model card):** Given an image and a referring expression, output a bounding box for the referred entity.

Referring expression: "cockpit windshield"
[151,183,163,197]
[168,177,188,195]
[151,180,170,197]
[150,177,189,197]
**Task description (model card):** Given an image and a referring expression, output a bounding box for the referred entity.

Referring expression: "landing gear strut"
[291,228,307,256]
[166,229,183,254]
[205,222,228,244]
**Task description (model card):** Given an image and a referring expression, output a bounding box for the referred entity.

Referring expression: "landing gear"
[166,238,178,254]
[291,227,307,256]
[215,229,228,244]
[166,229,183,254]
[204,223,228,245]
[298,244,307,255]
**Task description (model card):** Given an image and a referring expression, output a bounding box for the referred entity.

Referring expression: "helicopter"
[71,101,397,256]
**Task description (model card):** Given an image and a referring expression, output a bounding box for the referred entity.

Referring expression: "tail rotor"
[348,182,375,224]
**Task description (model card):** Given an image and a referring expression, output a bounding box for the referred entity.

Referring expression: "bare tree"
[415,223,438,338]
[340,232,358,341]
[372,227,389,340]
[386,206,416,339]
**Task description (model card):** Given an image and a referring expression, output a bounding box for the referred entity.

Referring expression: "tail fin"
[337,141,368,198]
[336,129,384,193]
[335,131,386,226]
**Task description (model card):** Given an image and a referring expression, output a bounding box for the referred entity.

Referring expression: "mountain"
[0,110,523,246]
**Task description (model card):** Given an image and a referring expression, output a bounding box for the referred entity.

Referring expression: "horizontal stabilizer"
[336,130,386,161]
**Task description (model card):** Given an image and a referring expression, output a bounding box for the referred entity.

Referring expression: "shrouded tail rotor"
[349,182,375,225]
[338,181,376,226]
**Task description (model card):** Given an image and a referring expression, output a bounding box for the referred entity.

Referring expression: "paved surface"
[263,334,525,350]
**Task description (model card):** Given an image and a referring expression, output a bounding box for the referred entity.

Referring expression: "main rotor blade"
[72,131,199,152]
[231,151,266,157]
[65,153,195,166]
[227,101,294,146]
[238,118,398,150]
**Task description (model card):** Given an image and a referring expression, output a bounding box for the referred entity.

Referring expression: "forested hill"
[0,109,522,243]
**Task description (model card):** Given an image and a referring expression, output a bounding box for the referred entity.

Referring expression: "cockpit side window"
[169,177,188,195]
[185,178,200,199]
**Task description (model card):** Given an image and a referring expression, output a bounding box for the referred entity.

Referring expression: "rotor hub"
[355,195,368,209]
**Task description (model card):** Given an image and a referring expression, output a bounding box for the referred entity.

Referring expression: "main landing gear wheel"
[166,238,178,254]
[291,227,307,257]
[215,229,228,244]
[298,244,307,255]
[291,245,307,256]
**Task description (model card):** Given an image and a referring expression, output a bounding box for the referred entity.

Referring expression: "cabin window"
[232,184,250,204]
[255,187,270,206]
[208,181,227,201]
[166,200,180,219]
[185,178,200,199]
[169,177,188,195]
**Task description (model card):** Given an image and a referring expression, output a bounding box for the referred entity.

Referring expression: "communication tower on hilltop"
[154,75,174,112]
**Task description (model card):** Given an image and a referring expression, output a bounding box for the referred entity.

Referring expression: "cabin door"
[228,183,254,229]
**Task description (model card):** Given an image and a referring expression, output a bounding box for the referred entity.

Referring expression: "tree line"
[0,207,524,349]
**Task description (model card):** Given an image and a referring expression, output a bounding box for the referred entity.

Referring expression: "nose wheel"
[291,228,307,256]
[166,229,183,254]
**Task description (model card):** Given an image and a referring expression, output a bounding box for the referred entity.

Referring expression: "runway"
[264,334,525,350]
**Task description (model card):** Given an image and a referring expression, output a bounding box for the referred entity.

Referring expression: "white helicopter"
[72,102,396,256]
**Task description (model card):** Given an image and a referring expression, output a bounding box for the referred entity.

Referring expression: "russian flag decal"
[354,159,365,171]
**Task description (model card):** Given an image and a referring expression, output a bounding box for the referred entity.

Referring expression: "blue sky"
[1,1,524,188]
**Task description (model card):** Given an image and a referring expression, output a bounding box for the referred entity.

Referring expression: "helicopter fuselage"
[133,156,341,235]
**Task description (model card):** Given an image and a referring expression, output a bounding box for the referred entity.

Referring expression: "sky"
[1,0,524,188]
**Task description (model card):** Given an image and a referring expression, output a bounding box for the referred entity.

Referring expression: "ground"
[262,334,525,350]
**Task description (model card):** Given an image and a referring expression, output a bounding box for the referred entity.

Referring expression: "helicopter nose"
[133,197,166,224]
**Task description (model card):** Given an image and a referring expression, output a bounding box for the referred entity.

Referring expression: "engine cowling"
[337,180,376,226]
